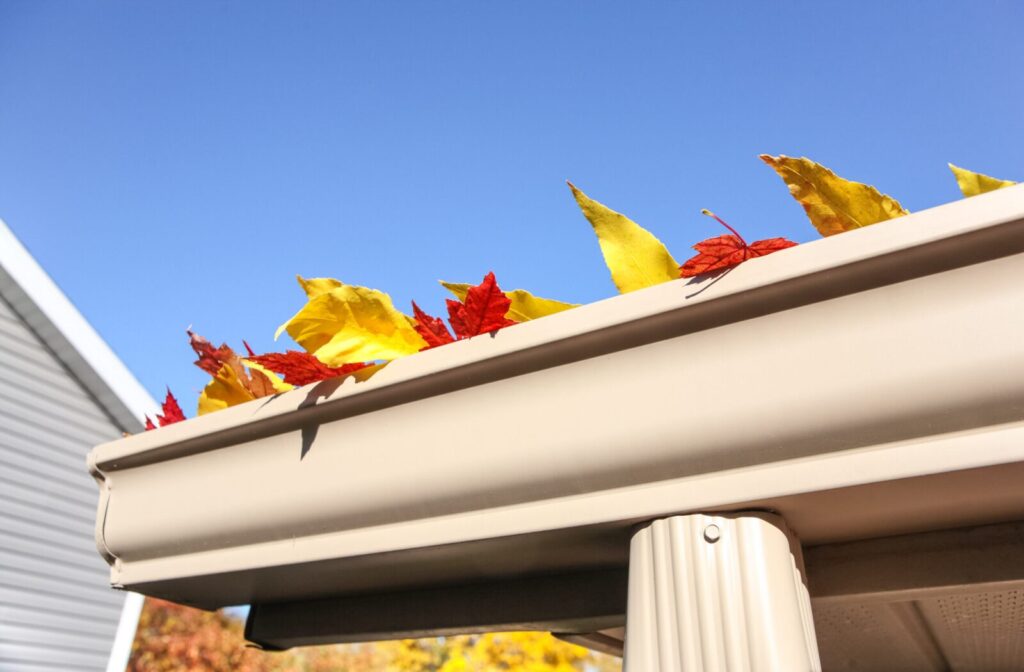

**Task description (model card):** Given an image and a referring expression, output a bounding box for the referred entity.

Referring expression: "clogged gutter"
[144,158,1016,430]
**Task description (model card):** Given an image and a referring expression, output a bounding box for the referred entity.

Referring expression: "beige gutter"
[90,185,1024,614]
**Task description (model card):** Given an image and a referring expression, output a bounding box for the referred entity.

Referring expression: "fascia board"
[89,186,1024,609]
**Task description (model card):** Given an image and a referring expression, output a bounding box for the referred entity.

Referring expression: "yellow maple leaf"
[198,363,256,415]
[439,281,578,321]
[567,181,679,293]
[760,155,909,237]
[948,163,1016,198]
[296,275,343,298]
[276,283,427,366]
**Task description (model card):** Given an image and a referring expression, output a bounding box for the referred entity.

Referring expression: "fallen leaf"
[411,301,455,349]
[760,155,908,236]
[948,163,1016,197]
[446,272,516,339]
[296,275,344,299]
[157,388,186,424]
[144,388,187,430]
[188,331,236,376]
[567,181,679,293]
[276,283,427,366]
[680,210,798,278]
[189,329,293,402]
[198,363,256,415]
[244,351,371,386]
[440,282,578,321]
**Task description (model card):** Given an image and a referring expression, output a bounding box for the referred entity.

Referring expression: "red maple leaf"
[411,301,455,349]
[188,329,235,375]
[680,210,798,278]
[157,388,186,424]
[245,350,370,386]
[446,272,516,339]
[145,388,186,431]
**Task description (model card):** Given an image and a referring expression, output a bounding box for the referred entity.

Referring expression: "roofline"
[0,218,157,430]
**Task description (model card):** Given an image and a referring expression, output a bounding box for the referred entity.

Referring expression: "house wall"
[0,292,128,671]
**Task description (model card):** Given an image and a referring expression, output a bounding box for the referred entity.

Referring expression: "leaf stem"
[701,209,747,246]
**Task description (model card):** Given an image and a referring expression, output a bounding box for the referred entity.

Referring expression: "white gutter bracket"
[624,513,821,671]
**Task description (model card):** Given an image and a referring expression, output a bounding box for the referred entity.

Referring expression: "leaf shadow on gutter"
[684,267,734,300]
[276,273,728,461]
[297,377,347,460]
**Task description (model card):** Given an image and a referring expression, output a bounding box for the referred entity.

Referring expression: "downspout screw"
[704,524,721,543]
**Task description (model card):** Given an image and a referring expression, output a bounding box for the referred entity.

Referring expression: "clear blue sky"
[1,1,1022,415]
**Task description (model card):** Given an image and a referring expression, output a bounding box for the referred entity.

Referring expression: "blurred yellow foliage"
[385,632,620,672]
[130,598,621,671]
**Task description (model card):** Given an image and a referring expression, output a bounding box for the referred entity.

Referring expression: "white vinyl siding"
[0,294,126,672]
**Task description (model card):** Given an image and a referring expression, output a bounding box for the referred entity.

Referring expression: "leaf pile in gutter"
[145,158,1015,429]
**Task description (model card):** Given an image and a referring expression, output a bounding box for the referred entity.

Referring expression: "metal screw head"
[704,524,721,543]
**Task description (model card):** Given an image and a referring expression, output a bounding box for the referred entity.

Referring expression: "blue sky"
[1,1,1022,415]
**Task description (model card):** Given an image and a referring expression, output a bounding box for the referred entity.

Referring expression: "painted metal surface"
[92,185,1024,608]
[809,521,1024,671]
[624,514,820,672]
[85,188,1024,668]
[246,568,628,650]
[565,520,1024,669]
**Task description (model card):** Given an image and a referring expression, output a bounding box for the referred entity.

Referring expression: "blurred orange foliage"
[129,598,620,671]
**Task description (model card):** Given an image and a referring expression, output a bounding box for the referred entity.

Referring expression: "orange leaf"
[188,329,290,399]
[188,330,235,376]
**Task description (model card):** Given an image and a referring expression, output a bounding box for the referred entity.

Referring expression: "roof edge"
[0,218,157,431]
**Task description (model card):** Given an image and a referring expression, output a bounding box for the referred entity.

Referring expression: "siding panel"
[0,397,117,448]
[1,495,95,532]
[2,421,117,468]
[1,623,114,654]
[0,335,66,376]
[0,603,119,638]
[0,383,123,438]
[0,295,127,671]
[0,368,118,424]
[2,533,108,573]
[0,446,95,492]
[0,584,121,620]
[0,347,115,416]
[0,515,103,557]
[0,471,97,513]
[0,568,120,609]
[0,642,110,671]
